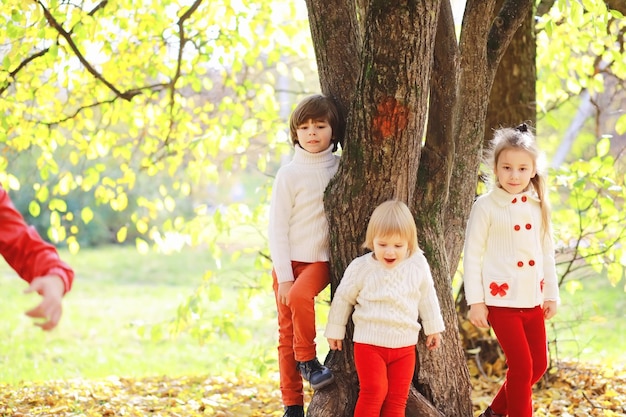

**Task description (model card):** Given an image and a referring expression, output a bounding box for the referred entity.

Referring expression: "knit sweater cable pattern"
[463,186,559,308]
[325,252,445,349]
[268,145,340,284]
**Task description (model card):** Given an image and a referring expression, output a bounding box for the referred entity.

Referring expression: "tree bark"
[484,1,536,145]
[445,0,534,280]
[413,2,473,416]
[456,0,537,374]
[305,1,535,416]
[305,0,360,144]
[312,2,443,416]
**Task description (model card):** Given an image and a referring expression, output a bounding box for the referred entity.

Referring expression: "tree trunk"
[456,0,537,373]
[412,2,473,416]
[444,0,534,276]
[311,2,443,416]
[305,1,535,416]
[484,1,536,145]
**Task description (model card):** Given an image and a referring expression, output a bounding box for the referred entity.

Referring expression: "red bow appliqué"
[490,282,509,297]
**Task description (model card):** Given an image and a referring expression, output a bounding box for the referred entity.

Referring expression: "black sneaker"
[283,405,304,417]
[297,358,335,390]
[479,407,504,417]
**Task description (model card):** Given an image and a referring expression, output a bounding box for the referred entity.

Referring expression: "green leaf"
[81,206,94,224]
[28,200,41,217]
[564,280,583,294]
[48,198,67,212]
[616,114,626,135]
[596,137,611,157]
[610,10,624,19]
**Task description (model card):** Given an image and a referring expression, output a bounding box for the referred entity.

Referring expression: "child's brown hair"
[289,94,342,152]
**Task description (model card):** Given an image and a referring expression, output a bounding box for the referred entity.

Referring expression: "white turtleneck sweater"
[324,252,445,349]
[269,144,340,284]
[463,186,559,308]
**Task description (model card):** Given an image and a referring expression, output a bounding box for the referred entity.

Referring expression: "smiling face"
[372,234,409,269]
[295,118,333,154]
[495,148,537,195]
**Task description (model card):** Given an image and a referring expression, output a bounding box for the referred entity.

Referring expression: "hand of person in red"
[24,275,66,331]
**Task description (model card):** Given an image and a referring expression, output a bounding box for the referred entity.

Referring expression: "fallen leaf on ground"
[0,361,624,416]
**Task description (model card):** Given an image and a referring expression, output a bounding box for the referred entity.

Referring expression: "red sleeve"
[0,187,74,293]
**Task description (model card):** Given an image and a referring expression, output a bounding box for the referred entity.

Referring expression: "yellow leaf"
[81,207,94,224]
[117,226,128,243]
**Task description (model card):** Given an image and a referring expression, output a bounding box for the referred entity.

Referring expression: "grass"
[1,245,622,386]
[547,274,626,366]
[0,245,278,385]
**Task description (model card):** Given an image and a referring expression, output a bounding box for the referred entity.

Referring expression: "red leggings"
[353,343,416,417]
[273,261,330,407]
[488,306,548,417]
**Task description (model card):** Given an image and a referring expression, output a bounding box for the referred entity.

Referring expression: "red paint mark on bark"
[372,97,409,140]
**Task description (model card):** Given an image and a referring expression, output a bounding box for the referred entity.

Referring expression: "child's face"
[495,148,536,195]
[296,118,333,154]
[372,234,409,269]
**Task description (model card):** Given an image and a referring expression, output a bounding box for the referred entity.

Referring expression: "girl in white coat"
[464,123,559,417]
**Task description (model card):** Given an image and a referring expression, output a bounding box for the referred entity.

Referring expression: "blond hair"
[362,200,420,256]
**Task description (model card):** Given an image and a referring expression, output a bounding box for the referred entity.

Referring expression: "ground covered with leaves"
[0,361,624,416]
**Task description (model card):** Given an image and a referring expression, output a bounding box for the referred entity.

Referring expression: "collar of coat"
[490,185,541,207]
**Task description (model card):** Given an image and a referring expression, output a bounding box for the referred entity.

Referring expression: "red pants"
[488,306,548,417]
[353,343,416,417]
[273,261,330,407]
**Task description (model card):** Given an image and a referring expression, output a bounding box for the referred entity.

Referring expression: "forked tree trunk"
[456,0,537,366]
[304,1,535,416]
[412,2,472,416]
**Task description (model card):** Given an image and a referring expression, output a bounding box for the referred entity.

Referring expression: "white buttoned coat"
[463,186,559,308]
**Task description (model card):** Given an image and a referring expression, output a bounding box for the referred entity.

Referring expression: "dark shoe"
[297,358,335,390]
[283,405,305,417]
[479,406,505,417]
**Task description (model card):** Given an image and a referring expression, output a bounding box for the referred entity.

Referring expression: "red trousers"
[353,343,416,417]
[488,306,548,417]
[273,261,330,406]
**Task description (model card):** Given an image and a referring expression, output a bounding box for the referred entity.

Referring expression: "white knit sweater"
[324,252,445,349]
[463,186,559,308]
[268,145,340,283]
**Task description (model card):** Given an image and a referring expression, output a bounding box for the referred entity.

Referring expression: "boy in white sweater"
[325,200,445,417]
[269,94,343,417]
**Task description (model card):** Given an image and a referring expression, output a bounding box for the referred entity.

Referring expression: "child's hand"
[277,281,294,305]
[425,333,441,351]
[468,303,490,328]
[328,338,343,351]
[543,300,557,320]
[24,275,65,331]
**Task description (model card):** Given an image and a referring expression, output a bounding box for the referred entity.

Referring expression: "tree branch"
[0,48,49,95]
[172,0,203,84]
[37,0,140,101]
[1,0,109,96]
[38,82,169,125]
[486,0,534,67]
[159,0,205,157]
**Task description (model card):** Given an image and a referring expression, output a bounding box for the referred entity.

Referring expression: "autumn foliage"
[1,361,624,416]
